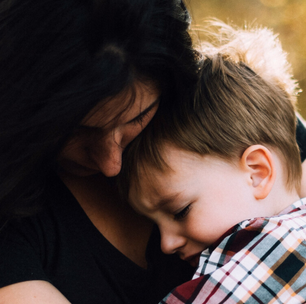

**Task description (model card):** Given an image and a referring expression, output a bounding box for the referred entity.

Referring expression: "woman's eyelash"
[174,204,191,221]
[131,99,159,125]
[132,111,150,125]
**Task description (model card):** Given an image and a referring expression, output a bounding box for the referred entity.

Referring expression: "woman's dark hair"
[0,0,199,225]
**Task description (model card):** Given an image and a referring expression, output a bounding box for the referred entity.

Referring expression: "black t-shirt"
[0,118,306,303]
[0,176,194,304]
[296,117,306,161]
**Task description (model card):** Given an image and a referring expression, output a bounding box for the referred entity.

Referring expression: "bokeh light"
[260,0,288,7]
[188,0,306,117]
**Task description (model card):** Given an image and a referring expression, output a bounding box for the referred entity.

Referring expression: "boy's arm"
[160,209,306,304]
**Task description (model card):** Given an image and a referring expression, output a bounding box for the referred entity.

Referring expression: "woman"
[0,0,199,303]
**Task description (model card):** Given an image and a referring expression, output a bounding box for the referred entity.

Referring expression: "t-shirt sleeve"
[0,219,50,287]
[296,116,306,162]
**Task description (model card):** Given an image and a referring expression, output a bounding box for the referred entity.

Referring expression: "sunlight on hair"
[196,19,300,106]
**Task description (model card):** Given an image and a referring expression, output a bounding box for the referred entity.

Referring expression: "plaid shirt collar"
[197,198,306,277]
[161,198,306,304]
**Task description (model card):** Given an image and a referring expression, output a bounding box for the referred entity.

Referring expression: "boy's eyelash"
[174,204,191,221]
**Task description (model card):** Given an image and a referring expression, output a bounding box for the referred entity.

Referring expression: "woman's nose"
[160,229,186,255]
[93,129,124,177]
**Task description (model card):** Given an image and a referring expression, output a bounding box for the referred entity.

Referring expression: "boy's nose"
[160,230,186,255]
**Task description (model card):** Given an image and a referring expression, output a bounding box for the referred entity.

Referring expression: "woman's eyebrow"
[127,98,160,124]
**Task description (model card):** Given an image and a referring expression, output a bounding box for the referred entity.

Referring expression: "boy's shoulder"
[164,198,306,304]
[195,198,306,279]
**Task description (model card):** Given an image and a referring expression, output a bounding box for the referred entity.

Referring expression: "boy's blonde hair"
[119,20,302,200]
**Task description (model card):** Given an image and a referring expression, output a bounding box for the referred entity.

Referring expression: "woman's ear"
[240,145,276,200]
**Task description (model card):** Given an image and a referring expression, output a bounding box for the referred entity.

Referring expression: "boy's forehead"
[129,164,181,210]
[132,166,194,211]
[130,182,183,212]
[145,191,183,210]
[134,168,176,206]
[130,144,208,210]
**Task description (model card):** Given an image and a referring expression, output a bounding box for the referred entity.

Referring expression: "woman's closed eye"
[128,98,160,127]
[131,110,151,126]
[174,204,191,221]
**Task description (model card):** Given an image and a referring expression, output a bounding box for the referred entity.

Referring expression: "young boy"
[120,21,306,303]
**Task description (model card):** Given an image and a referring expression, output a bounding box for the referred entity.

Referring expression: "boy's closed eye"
[174,204,192,221]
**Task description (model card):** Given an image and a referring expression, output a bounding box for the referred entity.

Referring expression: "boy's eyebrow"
[155,193,181,208]
[127,98,160,124]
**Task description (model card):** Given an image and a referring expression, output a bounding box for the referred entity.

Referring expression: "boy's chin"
[183,253,201,268]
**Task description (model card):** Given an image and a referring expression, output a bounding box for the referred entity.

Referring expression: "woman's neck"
[59,172,153,269]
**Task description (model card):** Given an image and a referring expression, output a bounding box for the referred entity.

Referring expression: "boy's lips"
[183,252,201,267]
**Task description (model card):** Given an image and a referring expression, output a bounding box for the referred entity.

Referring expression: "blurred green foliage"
[188,0,306,117]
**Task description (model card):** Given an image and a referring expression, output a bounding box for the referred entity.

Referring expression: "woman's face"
[58,82,160,177]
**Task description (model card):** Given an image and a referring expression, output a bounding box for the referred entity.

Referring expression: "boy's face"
[129,145,258,267]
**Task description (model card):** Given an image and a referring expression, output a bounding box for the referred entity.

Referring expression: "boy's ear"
[240,145,276,200]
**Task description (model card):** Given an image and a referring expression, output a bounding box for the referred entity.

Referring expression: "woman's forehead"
[82,81,160,128]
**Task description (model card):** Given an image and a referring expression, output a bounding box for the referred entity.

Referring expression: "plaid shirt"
[160,198,306,304]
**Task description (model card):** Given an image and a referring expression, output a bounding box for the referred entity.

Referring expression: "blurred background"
[187,0,306,118]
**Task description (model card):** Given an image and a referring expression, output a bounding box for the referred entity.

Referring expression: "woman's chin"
[59,160,100,177]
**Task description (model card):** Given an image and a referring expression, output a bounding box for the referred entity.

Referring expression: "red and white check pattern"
[160,199,306,304]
